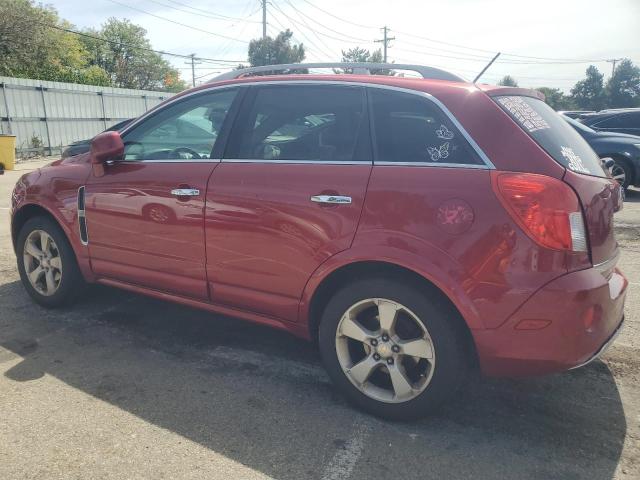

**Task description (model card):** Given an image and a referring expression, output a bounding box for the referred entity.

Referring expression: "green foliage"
[498,75,518,87]
[0,2,185,92]
[0,0,110,83]
[536,87,575,110]
[605,59,640,108]
[80,18,187,91]
[570,65,605,110]
[340,47,390,75]
[247,30,305,67]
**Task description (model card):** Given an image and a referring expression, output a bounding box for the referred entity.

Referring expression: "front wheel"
[318,278,469,420]
[16,216,85,308]
[610,159,632,190]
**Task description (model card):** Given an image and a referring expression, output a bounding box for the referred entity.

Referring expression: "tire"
[318,278,469,420]
[610,158,632,191]
[16,216,85,308]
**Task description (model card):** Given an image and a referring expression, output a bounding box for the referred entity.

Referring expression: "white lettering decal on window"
[560,146,589,174]
[498,96,550,132]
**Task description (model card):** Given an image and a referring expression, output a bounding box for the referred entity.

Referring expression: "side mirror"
[90,131,124,165]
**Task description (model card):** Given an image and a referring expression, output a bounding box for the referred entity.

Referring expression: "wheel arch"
[11,203,62,252]
[304,259,479,368]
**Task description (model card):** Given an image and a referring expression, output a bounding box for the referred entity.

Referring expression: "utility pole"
[375,26,395,62]
[185,54,201,87]
[262,0,267,39]
[606,58,623,77]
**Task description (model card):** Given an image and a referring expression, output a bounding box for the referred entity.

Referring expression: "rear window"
[496,95,606,177]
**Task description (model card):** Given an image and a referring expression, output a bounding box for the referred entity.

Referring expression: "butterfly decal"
[435,124,454,140]
[427,142,450,162]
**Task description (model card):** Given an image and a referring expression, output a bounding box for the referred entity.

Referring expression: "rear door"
[205,83,372,321]
[495,95,622,264]
[85,87,240,299]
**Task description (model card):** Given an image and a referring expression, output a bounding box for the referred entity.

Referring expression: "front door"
[85,87,240,299]
[205,84,372,321]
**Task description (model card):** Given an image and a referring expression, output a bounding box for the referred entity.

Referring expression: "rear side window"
[369,89,483,165]
[496,95,606,177]
[225,85,370,162]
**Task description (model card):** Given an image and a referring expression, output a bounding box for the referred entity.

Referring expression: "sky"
[50,0,640,91]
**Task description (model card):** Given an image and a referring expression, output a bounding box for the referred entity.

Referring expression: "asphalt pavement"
[1,159,638,479]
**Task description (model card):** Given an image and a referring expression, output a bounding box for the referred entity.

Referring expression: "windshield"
[496,95,606,178]
[562,115,596,134]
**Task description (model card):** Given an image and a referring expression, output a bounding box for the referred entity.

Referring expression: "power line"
[299,0,377,30]
[41,22,244,64]
[164,0,263,23]
[143,0,262,24]
[106,0,250,44]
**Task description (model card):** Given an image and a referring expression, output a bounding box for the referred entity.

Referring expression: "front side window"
[225,85,369,162]
[369,89,483,165]
[122,88,238,161]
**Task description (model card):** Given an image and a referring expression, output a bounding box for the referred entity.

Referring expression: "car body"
[563,114,640,189]
[10,65,627,419]
[558,110,595,119]
[61,119,133,159]
[579,108,640,136]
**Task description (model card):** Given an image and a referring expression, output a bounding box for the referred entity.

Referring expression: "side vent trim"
[77,186,88,245]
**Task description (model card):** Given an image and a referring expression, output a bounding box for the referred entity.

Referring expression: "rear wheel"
[17,216,85,308]
[318,278,469,420]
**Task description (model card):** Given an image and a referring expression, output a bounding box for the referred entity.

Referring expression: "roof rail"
[209,62,465,83]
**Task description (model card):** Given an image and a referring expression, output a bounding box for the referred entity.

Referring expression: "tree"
[498,75,518,87]
[247,29,305,67]
[340,47,389,74]
[80,18,187,91]
[0,0,110,85]
[605,59,640,108]
[536,87,575,111]
[570,65,605,110]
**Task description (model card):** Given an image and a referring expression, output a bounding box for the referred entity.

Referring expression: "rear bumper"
[473,264,627,377]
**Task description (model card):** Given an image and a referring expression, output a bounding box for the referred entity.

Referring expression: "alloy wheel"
[335,298,436,403]
[611,162,627,187]
[23,230,63,296]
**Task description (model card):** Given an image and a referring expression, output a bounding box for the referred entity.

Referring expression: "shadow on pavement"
[0,280,627,480]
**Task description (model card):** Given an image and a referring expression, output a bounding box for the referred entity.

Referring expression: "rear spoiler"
[476,85,545,101]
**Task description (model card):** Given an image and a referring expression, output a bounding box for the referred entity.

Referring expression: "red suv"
[10,63,627,420]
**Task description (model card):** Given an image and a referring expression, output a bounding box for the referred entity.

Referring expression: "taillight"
[491,172,587,252]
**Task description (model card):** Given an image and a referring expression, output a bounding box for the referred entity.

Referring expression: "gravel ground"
[1,159,638,480]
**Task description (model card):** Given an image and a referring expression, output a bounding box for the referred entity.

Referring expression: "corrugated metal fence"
[0,76,174,155]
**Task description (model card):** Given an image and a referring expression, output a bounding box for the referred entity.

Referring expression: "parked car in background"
[562,114,640,190]
[558,110,595,119]
[61,119,133,158]
[579,108,640,136]
[11,63,627,420]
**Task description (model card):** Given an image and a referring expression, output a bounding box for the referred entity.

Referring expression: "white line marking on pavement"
[321,420,370,480]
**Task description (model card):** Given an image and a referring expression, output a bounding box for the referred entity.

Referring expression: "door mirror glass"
[90,131,124,164]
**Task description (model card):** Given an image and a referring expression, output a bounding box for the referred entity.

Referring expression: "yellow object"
[0,135,16,171]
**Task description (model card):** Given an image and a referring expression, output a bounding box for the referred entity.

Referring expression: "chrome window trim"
[221,158,371,165]
[375,161,491,169]
[121,80,494,170]
[114,158,221,164]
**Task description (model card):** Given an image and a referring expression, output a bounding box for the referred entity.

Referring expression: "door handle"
[171,188,200,197]
[310,195,352,204]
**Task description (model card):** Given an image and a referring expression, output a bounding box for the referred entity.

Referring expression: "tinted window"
[123,88,237,161]
[593,115,624,128]
[369,89,483,165]
[225,85,369,162]
[496,95,606,177]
